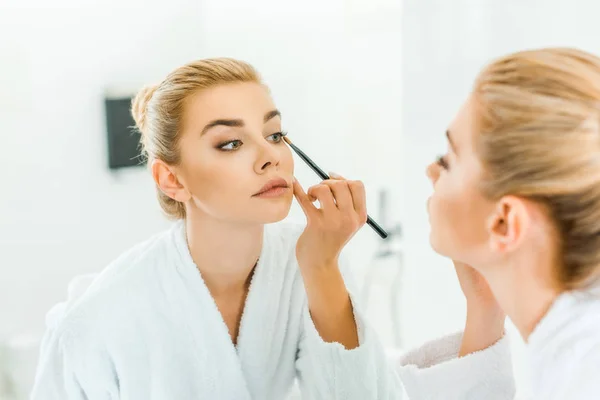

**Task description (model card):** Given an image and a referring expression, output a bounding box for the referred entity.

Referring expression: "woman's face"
[166,82,294,225]
[426,97,498,266]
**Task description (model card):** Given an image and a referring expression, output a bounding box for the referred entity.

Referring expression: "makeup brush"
[283,135,389,239]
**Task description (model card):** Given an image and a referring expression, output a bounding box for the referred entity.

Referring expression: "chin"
[253,197,293,224]
[429,230,449,257]
[430,231,470,264]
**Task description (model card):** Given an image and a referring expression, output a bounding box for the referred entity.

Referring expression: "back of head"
[130,58,262,219]
[473,48,600,290]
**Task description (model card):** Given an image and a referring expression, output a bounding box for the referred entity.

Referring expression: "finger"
[292,178,318,217]
[307,184,336,212]
[323,179,354,212]
[328,172,345,180]
[348,180,367,223]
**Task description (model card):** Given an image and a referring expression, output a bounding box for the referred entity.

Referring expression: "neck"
[482,252,561,342]
[184,209,263,295]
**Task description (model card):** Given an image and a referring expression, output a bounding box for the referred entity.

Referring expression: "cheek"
[181,153,242,202]
[429,188,458,229]
[428,180,475,253]
[430,186,492,260]
[280,145,294,173]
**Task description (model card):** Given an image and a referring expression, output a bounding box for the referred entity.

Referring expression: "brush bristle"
[283,136,292,145]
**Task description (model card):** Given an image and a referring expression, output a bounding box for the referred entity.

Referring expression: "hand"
[292,174,367,270]
[291,173,364,349]
[454,261,506,356]
[454,261,501,312]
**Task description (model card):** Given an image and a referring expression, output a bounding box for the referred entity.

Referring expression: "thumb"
[292,178,316,217]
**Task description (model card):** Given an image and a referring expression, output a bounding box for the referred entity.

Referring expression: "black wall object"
[104,96,144,169]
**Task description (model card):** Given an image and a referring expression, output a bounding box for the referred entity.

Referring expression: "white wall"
[0,0,207,340]
[0,0,403,347]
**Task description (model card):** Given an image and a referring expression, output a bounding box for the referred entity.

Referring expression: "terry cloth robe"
[31,221,403,400]
[395,290,600,400]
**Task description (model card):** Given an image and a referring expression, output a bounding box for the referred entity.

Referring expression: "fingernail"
[329,172,341,179]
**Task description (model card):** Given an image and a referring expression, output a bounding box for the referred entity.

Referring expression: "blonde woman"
[396,48,600,400]
[31,58,403,399]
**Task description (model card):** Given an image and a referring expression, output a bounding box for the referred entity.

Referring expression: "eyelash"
[217,131,287,151]
[436,155,449,169]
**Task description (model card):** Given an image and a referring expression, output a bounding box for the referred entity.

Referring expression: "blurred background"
[1,0,599,398]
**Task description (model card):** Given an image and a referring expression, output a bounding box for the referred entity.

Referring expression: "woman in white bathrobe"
[30,58,404,399]
[395,48,600,399]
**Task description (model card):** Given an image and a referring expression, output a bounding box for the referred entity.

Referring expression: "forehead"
[448,97,477,148]
[183,82,276,126]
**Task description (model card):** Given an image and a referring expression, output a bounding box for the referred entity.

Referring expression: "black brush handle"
[288,141,389,239]
[289,142,330,180]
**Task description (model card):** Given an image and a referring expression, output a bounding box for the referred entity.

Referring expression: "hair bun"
[131,84,158,135]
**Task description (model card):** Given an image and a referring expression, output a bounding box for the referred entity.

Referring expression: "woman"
[396,48,600,399]
[30,58,403,399]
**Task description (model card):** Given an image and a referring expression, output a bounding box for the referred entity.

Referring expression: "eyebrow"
[446,130,458,154]
[201,109,281,136]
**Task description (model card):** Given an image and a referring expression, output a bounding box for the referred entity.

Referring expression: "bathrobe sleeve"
[294,257,404,400]
[30,304,87,400]
[395,331,516,400]
[31,274,117,400]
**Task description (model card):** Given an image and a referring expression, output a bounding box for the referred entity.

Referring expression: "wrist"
[465,312,505,337]
[297,256,338,273]
[467,303,505,332]
[300,266,359,349]
[300,263,342,300]
[466,299,504,320]
[300,264,352,317]
[459,303,505,357]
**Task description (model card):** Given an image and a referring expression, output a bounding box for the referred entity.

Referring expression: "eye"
[267,131,287,143]
[436,155,449,170]
[218,140,243,151]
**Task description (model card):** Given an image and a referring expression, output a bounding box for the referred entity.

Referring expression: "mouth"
[253,178,290,198]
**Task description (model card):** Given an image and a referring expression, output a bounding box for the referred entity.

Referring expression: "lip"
[253,178,290,197]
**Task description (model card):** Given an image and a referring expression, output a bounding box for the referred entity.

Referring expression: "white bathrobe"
[396,289,600,400]
[31,221,403,400]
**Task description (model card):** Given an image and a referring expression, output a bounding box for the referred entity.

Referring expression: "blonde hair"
[473,48,600,290]
[131,58,262,219]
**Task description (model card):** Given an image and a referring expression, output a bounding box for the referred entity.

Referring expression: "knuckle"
[318,184,330,192]
[308,185,323,196]
[350,180,364,190]
[326,180,340,191]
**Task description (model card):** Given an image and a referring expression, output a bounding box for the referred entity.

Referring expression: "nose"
[254,141,281,174]
[426,162,441,185]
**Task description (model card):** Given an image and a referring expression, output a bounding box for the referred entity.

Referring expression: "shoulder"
[532,291,600,389]
[48,224,182,341]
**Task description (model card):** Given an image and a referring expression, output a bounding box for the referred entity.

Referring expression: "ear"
[151,159,191,203]
[487,196,531,253]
